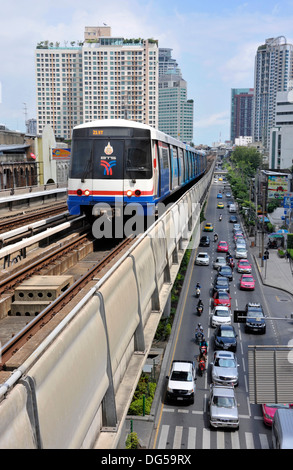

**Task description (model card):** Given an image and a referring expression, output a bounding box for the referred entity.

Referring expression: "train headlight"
[84,189,90,196]
[134,190,141,197]
[126,190,133,197]
[77,189,82,196]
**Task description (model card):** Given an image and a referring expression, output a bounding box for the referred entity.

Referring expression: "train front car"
[67,120,156,223]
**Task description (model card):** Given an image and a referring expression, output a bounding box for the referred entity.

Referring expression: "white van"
[229,204,236,213]
[272,408,293,449]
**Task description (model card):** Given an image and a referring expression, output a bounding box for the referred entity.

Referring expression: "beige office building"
[35,26,158,139]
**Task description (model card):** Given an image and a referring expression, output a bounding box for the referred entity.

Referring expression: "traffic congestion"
[154,170,293,450]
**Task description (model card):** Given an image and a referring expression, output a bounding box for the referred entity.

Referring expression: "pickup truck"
[166,360,197,404]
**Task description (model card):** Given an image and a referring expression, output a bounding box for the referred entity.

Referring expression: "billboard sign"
[267,174,289,199]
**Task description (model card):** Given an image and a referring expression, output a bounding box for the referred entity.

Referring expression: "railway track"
[0,202,68,233]
[0,235,134,371]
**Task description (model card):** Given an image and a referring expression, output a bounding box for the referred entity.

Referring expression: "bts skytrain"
[67,119,207,218]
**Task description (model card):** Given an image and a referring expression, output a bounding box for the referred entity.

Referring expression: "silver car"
[211,351,239,385]
[213,256,227,270]
[235,247,247,258]
[209,384,239,429]
[195,252,210,265]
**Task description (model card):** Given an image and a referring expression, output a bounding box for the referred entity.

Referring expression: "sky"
[1,0,293,145]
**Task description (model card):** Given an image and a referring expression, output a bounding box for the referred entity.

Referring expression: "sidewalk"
[248,233,293,296]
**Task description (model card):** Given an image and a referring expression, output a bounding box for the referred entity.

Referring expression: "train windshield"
[69,137,152,180]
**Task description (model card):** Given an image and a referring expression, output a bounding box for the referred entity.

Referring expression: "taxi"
[239,274,255,290]
[204,222,214,232]
[217,241,229,252]
[217,202,224,209]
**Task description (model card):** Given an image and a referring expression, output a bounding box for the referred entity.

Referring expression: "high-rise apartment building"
[158,49,194,143]
[35,27,158,139]
[253,36,293,150]
[230,88,254,144]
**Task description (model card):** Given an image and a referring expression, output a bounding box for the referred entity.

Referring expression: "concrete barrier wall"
[0,166,215,449]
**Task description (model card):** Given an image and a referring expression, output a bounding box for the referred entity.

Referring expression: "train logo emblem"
[104,142,113,155]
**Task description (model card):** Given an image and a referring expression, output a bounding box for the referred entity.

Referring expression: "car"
[214,178,218,183]
[217,193,223,199]
[166,360,197,404]
[233,224,241,232]
[226,192,232,198]
[213,256,227,270]
[204,223,214,232]
[245,303,266,334]
[217,241,229,252]
[235,238,246,248]
[199,235,210,247]
[214,324,237,352]
[240,274,255,290]
[195,252,210,265]
[210,306,232,327]
[262,403,293,426]
[213,276,230,294]
[217,202,224,209]
[229,215,237,223]
[213,291,231,308]
[211,351,239,385]
[235,247,247,259]
[208,384,239,429]
[237,259,252,273]
[218,265,233,281]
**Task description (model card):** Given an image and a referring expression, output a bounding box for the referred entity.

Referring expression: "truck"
[166,360,197,404]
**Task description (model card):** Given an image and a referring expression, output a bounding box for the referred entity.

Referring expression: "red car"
[262,403,293,426]
[240,274,255,290]
[213,291,231,308]
[217,241,229,252]
[237,259,252,273]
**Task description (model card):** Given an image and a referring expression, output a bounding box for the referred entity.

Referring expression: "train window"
[124,139,152,179]
[69,140,92,178]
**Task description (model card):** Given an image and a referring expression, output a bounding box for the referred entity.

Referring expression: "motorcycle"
[227,257,234,269]
[195,330,204,344]
[198,357,206,376]
[219,214,222,221]
[197,304,203,316]
[195,287,201,298]
[199,344,208,357]
[214,233,218,242]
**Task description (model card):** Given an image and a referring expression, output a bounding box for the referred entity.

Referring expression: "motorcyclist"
[219,214,222,221]
[196,323,203,333]
[214,232,218,242]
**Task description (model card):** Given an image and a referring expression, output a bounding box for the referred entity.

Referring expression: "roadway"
[150,179,293,450]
